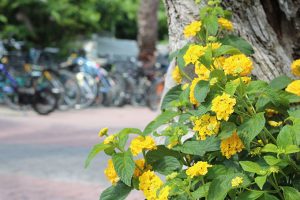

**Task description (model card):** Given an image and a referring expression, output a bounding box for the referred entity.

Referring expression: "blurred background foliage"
[0,0,168,48]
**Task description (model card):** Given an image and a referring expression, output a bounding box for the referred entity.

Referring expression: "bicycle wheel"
[57,70,81,109]
[109,74,127,107]
[32,88,59,115]
[76,72,98,109]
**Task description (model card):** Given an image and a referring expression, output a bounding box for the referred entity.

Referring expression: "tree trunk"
[162,0,300,93]
[137,0,160,68]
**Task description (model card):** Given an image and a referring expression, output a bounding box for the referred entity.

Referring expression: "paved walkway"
[0,106,156,200]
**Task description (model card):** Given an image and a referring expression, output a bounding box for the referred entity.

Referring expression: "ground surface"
[0,106,157,200]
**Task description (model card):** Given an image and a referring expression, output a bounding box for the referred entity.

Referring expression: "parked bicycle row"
[0,38,168,115]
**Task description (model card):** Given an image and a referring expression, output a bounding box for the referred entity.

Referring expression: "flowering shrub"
[86,1,300,199]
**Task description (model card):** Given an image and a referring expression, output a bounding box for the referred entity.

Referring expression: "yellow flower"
[195,62,210,80]
[184,21,202,38]
[232,77,252,85]
[157,186,171,200]
[104,159,119,185]
[231,176,243,187]
[218,17,234,31]
[167,140,179,149]
[139,170,163,200]
[172,65,182,84]
[193,114,220,140]
[182,83,189,90]
[223,54,253,76]
[189,78,201,105]
[206,42,222,50]
[133,159,152,177]
[103,134,115,144]
[268,120,282,127]
[211,93,236,121]
[221,132,244,159]
[98,127,108,137]
[286,80,300,96]
[130,136,157,156]
[265,108,279,117]
[291,59,300,76]
[183,45,207,66]
[213,56,226,69]
[186,161,212,178]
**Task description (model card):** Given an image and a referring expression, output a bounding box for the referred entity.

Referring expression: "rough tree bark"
[137,0,160,68]
[162,0,300,93]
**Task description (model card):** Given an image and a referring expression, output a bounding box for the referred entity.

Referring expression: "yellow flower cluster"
[183,21,202,38]
[104,159,119,184]
[193,114,220,140]
[98,127,108,137]
[218,17,233,31]
[103,134,115,144]
[232,77,252,85]
[172,65,182,84]
[223,54,253,76]
[157,186,171,200]
[211,93,236,121]
[195,62,210,80]
[286,80,300,96]
[206,42,222,50]
[130,136,157,156]
[189,78,201,105]
[134,159,152,177]
[231,176,243,187]
[268,120,282,127]
[265,108,279,118]
[183,45,207,66]
[291,59,300,76]
[221,132,245,159]
[186,161,212,178]
[139,170,163,200]
[213,56,226,69]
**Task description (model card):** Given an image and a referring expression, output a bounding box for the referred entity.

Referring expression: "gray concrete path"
[0,106,156,200]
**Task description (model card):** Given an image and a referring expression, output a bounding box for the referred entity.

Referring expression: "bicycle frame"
[0,63,18,90]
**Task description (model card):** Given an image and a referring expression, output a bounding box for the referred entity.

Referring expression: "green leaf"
[288,109,300,118]
[225,80,240,96]
[238,113,266,149]
[261,144,278,153]
[258,193,279,200]
[207,173,251,200]
[210,69,226,83]
[118,128,142,149]
[146,145,181,163]
[200,48,213,68]
[206,165,235,180]
[152,156,181,175]
[85,143,110,168]
[143,111,179,136]
[192,183,211,199]
[237,191,264,200]
[285,145,300,154]
[204,15,219,35]
[247,81,268,94]
[220,35,254,55]
[112,151,135,186]
[213,45,241,57]
[174,137,220,156]
[194,80,210,103]
[239,161,263,174]
[100,182,132,200]
[255,175,267,190]
[281,186,300,200]
[161,85,182,110]
[218,122,236,140]
[263,156,281,166]
[277,126,296,148]
[269,75,292,90]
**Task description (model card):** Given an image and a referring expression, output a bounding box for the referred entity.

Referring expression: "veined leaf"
[100,182,132,200]
[112,151,135,186]
[85,143,110,168]
[161,85,182,110]
[194,80,210,103]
